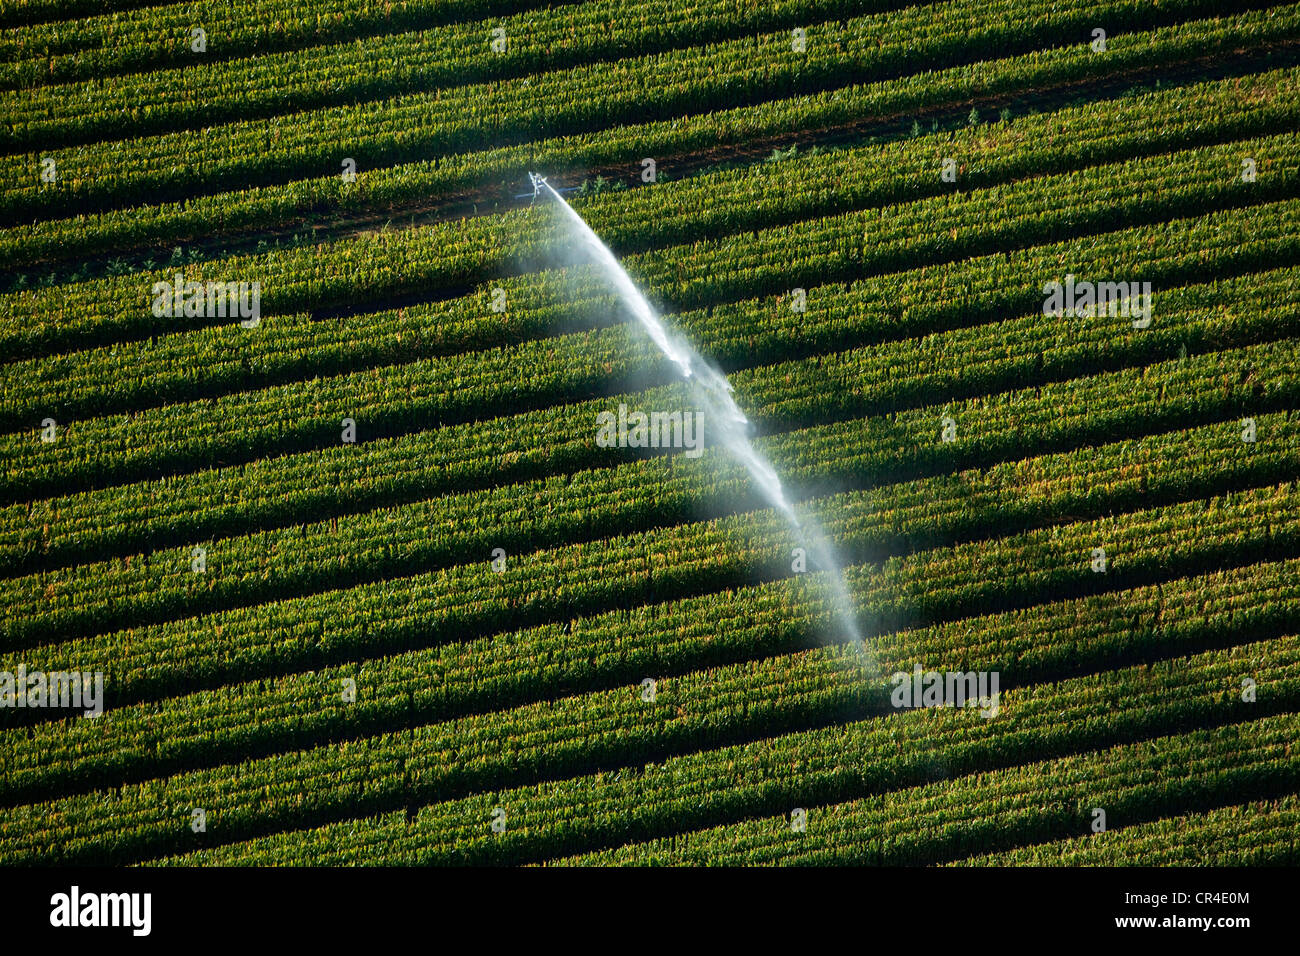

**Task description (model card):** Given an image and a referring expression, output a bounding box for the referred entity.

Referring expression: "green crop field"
[2,0,1299,873]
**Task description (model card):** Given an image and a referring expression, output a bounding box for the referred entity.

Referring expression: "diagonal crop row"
[5,123,1295,379]
[626,133,1300,314]
[0,0,177,32]
[6,382,1293,653]
[1,0,909,147]
[3,346,1296,655]
[7,634,1298,866]
[950,796,1300,866]
[0,0,575,84]
[6,538,1298,809]
[4,0,1285,225]
[8,187,1297,433]
[3,326,1295,583]
[5,445,1299,711]
[6,241,1297,505]
[129,644,1300,868]
[9,45,1295,274]
[544,709,1300,866]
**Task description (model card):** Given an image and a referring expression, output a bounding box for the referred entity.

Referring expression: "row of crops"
[7,635,1300,865]
[957,797,1300,865]
[9,171,1299,507]
[6,106,1296,365]
[147,656,1300,866]
[1,0,925,136]
[553,709,1300,866]
[3,0,1299,867]
[8,326,1296,588]
[8,159,1297,430]
[9,40,1297,271]
[7,302,1299,616]
[8,441,1299,748]
[7,0,1294,225]
[9,541,1299,808]
[0,0,635,81]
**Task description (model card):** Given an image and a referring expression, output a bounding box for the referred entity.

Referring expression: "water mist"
[531,174,873,672]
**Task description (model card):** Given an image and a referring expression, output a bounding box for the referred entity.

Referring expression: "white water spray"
[532,174,870,663]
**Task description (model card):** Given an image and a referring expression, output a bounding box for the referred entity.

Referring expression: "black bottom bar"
[0,866,1280,944]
